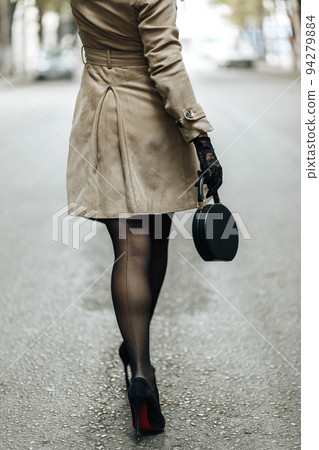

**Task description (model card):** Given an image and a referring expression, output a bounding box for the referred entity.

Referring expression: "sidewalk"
[0,71,37,91]
[254,60,301,78]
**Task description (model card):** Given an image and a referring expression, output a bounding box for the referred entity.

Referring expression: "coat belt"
[82,46,148,68]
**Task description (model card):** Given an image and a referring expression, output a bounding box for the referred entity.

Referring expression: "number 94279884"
[306,15,316,75]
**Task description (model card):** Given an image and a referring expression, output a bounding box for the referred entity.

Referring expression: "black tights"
[101,214,173,391]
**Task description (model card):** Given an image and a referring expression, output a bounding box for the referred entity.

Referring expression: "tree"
[211,0,268,31]
[211,0,301,65]
[35,0,71,45]
[210,0,270,58]
[0,0,18,73]
[278,0,301,66]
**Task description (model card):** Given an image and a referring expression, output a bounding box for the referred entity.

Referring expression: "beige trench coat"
[67,0,213,219]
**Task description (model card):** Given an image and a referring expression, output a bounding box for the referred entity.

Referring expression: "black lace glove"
[192,136,223,198]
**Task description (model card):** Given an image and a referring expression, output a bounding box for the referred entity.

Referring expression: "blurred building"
[177,0,298,71]
[0,0,75,76]
[0,0,299,76]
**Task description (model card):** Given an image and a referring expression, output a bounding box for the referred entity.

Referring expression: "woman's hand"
[192,135,223,198]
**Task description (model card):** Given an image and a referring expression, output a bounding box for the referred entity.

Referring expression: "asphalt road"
[0,61,301,449]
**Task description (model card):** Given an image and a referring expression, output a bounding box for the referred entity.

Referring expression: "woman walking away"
[67,0,223,439]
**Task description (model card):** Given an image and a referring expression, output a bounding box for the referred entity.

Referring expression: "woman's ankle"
[133,369,156,390]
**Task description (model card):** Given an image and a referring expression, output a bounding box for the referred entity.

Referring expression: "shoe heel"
[119,343,130,389]
[131,398,142,438]
[135,400,142,438]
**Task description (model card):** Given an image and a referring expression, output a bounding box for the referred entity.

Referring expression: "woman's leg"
[104,217,155,389]
[103,214,173,390]
[148,213,173,319]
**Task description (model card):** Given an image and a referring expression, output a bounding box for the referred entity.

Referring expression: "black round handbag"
[192,171,239,262]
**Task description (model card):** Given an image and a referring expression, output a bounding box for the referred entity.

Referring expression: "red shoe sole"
[132,403,155,431]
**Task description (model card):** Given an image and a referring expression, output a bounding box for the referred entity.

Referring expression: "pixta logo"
[52,203,98,250]
[118,211,251,240]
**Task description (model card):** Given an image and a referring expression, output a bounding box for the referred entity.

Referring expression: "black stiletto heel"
[134,397,142,439]
[119,342,130,389]
[128,377,165,439]
[119,342,156,390]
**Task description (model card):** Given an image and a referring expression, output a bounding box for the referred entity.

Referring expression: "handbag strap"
[197,170,220,207]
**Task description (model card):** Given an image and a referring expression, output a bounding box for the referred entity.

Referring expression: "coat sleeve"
[136,0,213,143]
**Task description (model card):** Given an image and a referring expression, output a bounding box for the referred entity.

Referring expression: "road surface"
[0,61,300,449]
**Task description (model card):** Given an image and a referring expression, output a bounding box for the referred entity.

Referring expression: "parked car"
[193,36,259,68]
[35,49,75,80]
[216,39,259,68]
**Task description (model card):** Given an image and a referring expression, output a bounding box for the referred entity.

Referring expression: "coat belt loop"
[106,48,112,69]
[81,45,87,65]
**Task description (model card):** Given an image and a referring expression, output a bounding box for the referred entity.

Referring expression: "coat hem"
[67,202,198,220]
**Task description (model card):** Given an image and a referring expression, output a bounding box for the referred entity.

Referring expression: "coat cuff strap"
[175,103,214,143]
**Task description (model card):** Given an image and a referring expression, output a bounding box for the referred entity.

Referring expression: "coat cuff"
[175,103,214,143]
